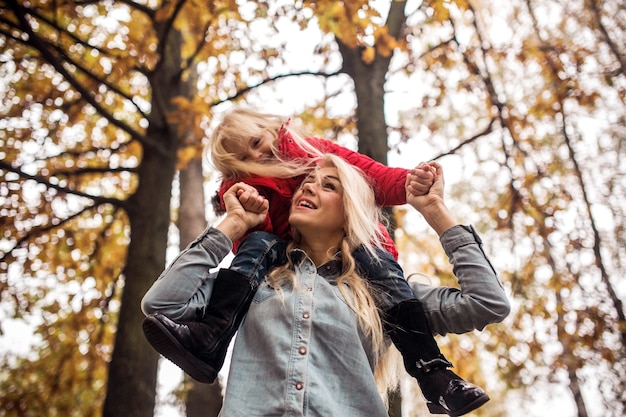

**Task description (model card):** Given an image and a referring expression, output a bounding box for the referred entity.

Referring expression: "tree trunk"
[186,378,223,417]
[337,4,407,414]
[103,23,189,417]
[340,48,390,165]
[338,0,407,237]
[179,157,224,417]
[102,133,177,417]
[179,158,208,245]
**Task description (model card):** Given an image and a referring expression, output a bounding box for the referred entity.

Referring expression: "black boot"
[385,300,490,416]
[142,231,287,383]
[143,269,256,383]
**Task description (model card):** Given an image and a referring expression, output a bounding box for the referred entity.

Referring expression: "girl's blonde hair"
[207,108,323,180]
[268,154,401,402]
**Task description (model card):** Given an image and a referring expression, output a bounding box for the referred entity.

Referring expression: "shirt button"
[306,287,313,292]
[298,346,307,355]
[302,312,310,319]
[295,382,304,390]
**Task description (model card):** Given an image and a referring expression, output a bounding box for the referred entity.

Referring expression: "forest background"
[0,0,624,416]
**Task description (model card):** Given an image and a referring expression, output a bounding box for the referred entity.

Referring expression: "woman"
[142,108,492,417]
[142,155,510,416]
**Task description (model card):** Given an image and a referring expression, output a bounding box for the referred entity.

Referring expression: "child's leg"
[353,246,489,417]
[143,231,287,383]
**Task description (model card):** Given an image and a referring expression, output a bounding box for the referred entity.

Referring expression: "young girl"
[142,109,506,416]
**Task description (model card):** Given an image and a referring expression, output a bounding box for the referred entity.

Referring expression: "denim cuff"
[197,227,233,257]
[440,224,482,257]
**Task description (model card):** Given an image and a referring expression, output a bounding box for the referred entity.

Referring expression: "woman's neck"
[299,238,341,266]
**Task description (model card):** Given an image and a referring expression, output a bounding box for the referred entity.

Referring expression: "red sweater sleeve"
[306,137,408,207]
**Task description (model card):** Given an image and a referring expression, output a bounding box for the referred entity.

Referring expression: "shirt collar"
[290,248,343,278]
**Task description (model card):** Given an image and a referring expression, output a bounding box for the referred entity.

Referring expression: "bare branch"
[432,117,496,159]
[588,0,625,76]
[0,160,126,206]
[37,41,151,120]
[0,204,104,262]
[109,0,155,17]
[6,0,170,156]
[211,70,342,105]
[524,0,626,347]
[151,0,188,76]
[53,166,138,176]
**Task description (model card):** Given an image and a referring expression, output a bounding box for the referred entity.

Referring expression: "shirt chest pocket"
[253,280,276,304]
[252,279,294,304]
[331,281,354,308]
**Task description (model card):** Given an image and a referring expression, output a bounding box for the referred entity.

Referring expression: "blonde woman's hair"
[207,108,323,180]
[268,154,401,402]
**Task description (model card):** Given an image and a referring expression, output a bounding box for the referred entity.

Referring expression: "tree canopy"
[1,0,625,416]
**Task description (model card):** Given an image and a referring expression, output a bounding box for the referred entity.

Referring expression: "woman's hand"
[216,183,268,242]
[406,162,444,210]
[406,161,457,236]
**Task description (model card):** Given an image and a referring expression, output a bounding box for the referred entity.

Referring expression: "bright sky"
[1,1,616,416]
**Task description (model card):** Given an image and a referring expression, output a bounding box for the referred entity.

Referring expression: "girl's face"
[235,130,275,162]
[289,166,346,239]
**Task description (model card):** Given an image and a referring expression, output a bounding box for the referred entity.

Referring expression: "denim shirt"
[141,225,510,417]
[221,251,388,417]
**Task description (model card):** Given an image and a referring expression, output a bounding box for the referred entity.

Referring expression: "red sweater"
[219,127,409,258]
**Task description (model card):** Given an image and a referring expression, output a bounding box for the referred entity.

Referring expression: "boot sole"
[427,393,490,416]
[143,315,218,384]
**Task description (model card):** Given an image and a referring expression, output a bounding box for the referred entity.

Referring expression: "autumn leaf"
[361,46,376,63]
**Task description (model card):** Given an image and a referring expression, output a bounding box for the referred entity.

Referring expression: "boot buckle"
[415,357,453,373]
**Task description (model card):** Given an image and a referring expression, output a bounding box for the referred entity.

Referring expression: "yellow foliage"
[3,0,626,414]
[154,0,178,22]
[177,145,203,170]
[167,96,208,140]
[374,26,397,57]
[431,0,451,21]
[361,46,376,64]
[316,1,356,47]
[310,0,384,49]
[170,96,193,113]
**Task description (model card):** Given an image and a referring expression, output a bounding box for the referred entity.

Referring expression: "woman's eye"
[323,182,336,190]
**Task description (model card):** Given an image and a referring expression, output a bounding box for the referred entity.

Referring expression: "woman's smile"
[289,166,346,246]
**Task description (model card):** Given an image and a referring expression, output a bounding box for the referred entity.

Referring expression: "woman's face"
[289,166,345,239]
[234,129,275,162]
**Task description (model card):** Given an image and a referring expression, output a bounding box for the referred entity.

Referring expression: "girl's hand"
[406,161,444,209]
[237,187,269,214]
[405,161,457,235]
[406,162,435,196]
[217,183,268,241]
